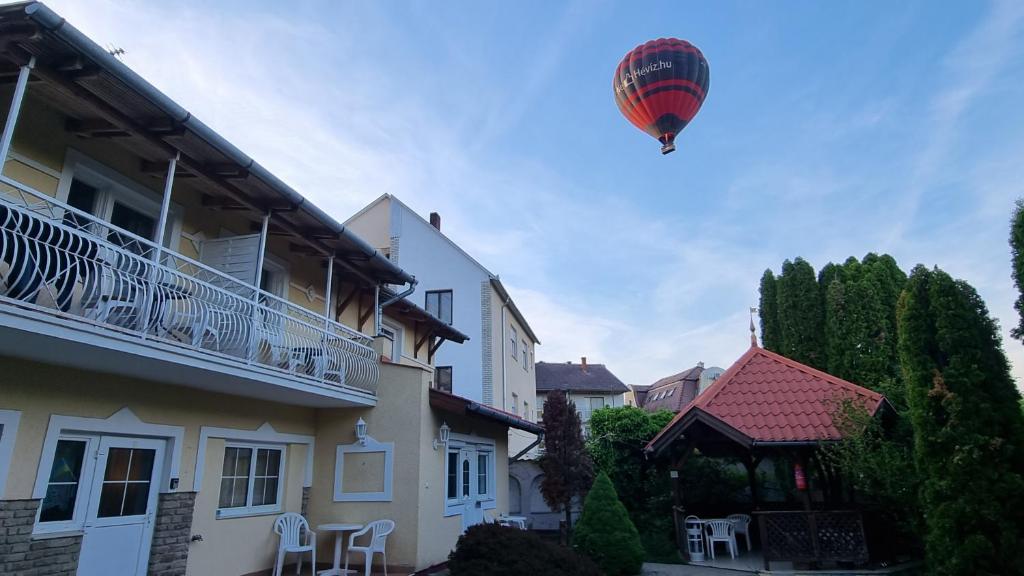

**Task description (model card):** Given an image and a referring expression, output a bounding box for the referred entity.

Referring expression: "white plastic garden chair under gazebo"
[272,512,316,576]
[345,519,395,576]
[704,519,738,560]
[727,513,752,551]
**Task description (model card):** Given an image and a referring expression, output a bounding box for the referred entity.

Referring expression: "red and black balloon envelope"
[613,38,709,155]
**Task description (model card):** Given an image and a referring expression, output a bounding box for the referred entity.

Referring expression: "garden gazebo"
[645,343,891,570]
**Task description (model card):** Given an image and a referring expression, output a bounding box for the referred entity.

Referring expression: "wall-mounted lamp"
[355,417,368,446]
[433,421,451,451]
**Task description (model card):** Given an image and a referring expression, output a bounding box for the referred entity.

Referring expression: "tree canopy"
[539,391,594,539]
[898,265,1024,576]
[1011,199,1024,342]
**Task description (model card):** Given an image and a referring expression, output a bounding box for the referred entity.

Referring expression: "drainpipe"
[376,278,417,337]
[0,56,34,174]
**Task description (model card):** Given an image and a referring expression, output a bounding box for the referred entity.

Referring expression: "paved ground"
[643,562,756,575]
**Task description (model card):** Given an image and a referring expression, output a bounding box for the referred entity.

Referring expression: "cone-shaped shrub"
[573,472,645,575]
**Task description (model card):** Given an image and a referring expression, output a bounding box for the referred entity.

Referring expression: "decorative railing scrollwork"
[0,174,379,394]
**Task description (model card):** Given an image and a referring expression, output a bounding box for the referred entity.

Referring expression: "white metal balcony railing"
[0,173,379,393]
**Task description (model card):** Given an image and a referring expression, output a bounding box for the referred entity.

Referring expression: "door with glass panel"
[76,436,164,576]
[458,447,492,531]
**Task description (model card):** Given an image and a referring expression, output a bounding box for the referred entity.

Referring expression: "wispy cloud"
[44,0,1024,388]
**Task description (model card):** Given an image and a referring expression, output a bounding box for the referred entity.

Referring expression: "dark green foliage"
[587,407,677,562]
[448,523,602,576]
[1012,199,1024,341]
[898,265,1024,576]
[573,472,645,576]
[823,254,907,408]
[539,391,594,537]
[678,453,749,509]
[776,258,827,369]
[759,269,781,351]
[822,402,923,554]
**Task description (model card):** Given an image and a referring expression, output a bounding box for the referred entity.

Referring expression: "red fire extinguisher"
[794,463,807,491]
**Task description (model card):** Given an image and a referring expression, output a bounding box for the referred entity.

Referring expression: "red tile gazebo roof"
[646,345,885,453]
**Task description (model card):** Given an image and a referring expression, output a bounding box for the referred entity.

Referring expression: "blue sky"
[48,0,1024,385]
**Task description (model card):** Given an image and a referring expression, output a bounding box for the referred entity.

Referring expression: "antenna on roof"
[749,307,759,347]
[106,44,126,60]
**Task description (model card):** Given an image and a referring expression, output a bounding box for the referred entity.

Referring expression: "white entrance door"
[459,448,482,530]
[77,436,164,576]
[459,447,490,531]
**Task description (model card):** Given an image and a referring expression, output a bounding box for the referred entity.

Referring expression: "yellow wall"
[489,288,540,456]
[188,440,308,576]
[343,196,391,254]
[0,357,315,576]
[307,363,428,572]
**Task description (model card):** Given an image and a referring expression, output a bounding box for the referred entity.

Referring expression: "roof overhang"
[0,1,414,287]
[646,406,753,455]
[490,277,540,344]
[429,389,544,435]
[381,288,469,344]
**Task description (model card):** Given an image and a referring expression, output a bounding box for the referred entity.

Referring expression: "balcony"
[0,174,380,407]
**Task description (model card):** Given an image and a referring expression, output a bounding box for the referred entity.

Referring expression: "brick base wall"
[147,491,197,576]
[0,499,82,576]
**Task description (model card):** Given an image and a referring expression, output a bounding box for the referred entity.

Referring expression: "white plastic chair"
[727,513,752,551]
[272,512,316,576]
[704,519,737,560]
[345,519,395,576]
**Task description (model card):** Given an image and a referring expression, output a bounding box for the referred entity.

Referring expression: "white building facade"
[346,195,541,455]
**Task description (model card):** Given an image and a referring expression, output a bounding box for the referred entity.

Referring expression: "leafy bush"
[573,472,645,575]
[448,523,601,576]
[587,406,677,561]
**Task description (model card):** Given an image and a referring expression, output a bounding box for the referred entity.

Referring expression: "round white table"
[317,523,363,576]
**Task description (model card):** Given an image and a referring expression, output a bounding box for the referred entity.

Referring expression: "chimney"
[581,356,588,372]
[429,212,441,231]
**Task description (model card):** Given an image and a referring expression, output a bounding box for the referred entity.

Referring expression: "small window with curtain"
[425,290,453,325]
[522,340,528,369]
[510,326,518,360]
[477,452,490,497]
[446,449,459,501]
[435,366,453,392]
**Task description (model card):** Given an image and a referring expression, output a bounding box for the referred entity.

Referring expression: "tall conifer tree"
[898,266,1024,576]
[1011,199,1024,341]
[758,270,781,351]
[776,258,827,369]
[539,391,594,542]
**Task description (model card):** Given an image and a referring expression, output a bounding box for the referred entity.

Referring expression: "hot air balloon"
[613,38,709,154]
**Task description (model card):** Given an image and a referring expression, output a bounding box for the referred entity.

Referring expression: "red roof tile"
[647,346,885,450]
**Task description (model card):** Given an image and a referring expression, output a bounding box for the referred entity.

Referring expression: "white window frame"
[443,434,497,517]
[510,326,518,361]
[522,340,528,369]
[33,434,98,535]
[56,149,183,250]
[0,409,21,498]
[512,392,519,416]
[216,442,286,519]
[380,320,403,361]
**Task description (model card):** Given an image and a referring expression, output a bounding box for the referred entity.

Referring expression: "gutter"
[466,401,544,435]
[21,2,414,287]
